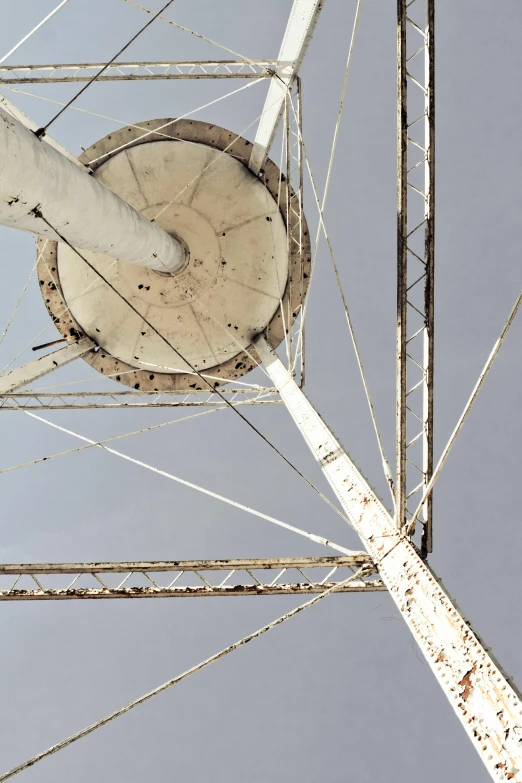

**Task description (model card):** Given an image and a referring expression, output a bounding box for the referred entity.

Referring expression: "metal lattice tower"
[0,1,520,781]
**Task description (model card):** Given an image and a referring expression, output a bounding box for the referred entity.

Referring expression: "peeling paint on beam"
[0,555,372,574]
[256,335,522,781]
[0,581,387,600]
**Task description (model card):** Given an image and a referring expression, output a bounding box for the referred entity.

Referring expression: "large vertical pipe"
[0,108,185,273]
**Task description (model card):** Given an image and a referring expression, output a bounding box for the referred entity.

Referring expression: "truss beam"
[0,389,281,410]
[0,556,385,600]
[0,61,274,83]
[0,582,386,600]
[249,0,324,174]
[396,0,435,553]
[256,335,522,781]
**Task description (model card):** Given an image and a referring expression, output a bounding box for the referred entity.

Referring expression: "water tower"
[0,1,520,781]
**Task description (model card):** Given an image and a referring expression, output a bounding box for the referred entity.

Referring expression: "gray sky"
[0,0,520,781]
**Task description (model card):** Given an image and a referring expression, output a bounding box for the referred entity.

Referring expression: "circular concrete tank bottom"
[38,118,311,391]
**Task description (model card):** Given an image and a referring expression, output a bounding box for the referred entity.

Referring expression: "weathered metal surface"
[0,109,185,273]
[249,0,324,174]
[0,555,372,573]
[38,118,310,391]
[0,556,385,600]
[422,0,435,554]
[0,582,387,600]
[0,338,95,393]
[0,390,282,410]
[256,335,522,782]
[396,0,435,554]
[395,0,408,530]
[295,78,305,384]
[0,61,275,83]
[32,338,67,352]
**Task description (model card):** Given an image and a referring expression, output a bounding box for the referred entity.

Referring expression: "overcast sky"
[0,1,520,781]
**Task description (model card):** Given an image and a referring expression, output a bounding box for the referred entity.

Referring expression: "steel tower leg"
[0,108,185,273]
[248,0,324,174]
[255,335,522,782]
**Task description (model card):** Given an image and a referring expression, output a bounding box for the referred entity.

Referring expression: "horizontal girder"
[0,389,281,410]
[0,61,275,83]
[0,556,384,600]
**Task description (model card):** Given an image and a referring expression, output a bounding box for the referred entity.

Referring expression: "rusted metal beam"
[422,0,435,555]
[395,0,408,531]
[0,582,386,600]
[0,556,372,573]
[0,556,385,600]
[256,335,522,781]
[396,0,435,554]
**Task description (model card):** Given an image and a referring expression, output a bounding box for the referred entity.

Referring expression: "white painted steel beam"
[0,390,282,410]
[0,556,373,573]
[0,108,185,273]
[255,335,522,782]
[249,0,323,174]
[0,338,95,393]
[0,556,386,600]
[0,61,274,82]
[396,0,435,553]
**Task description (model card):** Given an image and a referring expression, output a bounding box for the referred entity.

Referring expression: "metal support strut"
[0,61,275,82]
[249,0,324,174]
[0,556,385,600]
[255,335,522,783]
[0,339,95,393]
[396,0,435,553]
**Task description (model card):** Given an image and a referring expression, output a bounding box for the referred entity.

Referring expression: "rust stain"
[495,763,515,780]
[459,664,477,702]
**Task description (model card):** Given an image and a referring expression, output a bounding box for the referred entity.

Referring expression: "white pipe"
[0,108,185,273]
